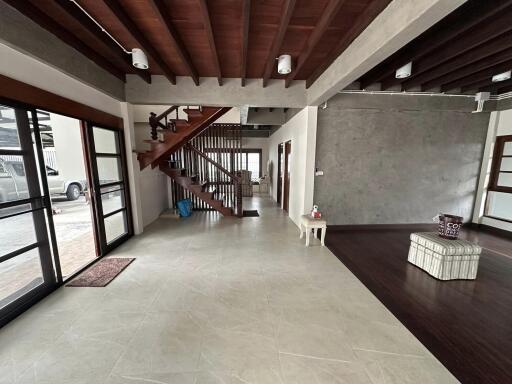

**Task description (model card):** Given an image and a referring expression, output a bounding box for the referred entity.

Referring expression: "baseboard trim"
[327,223,437,231]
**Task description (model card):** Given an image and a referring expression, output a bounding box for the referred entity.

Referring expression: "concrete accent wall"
[314,93,489,225]
[0,2,125,100]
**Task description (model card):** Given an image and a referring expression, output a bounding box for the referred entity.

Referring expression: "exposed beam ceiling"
[359,0,512,89]
[305,0,392,88]
[285,0,347,88]
[240,0,250,87]
[53,0,150,84]
[149,0,199,86]
[441,60,512,92]
[198,0,222,86]
[103,0,176,84]
[261,0,296,88]
[3,0,125,81]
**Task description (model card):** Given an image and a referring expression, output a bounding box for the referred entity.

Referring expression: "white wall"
[473,108,512,232]
[268,107,318,227]
[49,113,86,180]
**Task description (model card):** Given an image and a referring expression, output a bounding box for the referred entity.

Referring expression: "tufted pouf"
[408,232,482,280]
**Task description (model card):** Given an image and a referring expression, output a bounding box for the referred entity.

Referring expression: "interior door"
[283,140,291,212]
[87,124,132,254]
[277,143,283,205]
[0,104,56,326]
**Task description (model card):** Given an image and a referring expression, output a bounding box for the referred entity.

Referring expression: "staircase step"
[144,139,164,144]
[174,119,190,127]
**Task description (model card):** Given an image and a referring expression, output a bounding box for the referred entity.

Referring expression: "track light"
[131,48,149,69]
[277,55,292,74]
[492,70,511,83]
[395,62,412,79]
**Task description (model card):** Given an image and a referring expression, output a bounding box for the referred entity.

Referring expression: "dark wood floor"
[326,225,512,384]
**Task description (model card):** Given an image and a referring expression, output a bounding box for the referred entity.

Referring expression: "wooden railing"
[167,123,243,216]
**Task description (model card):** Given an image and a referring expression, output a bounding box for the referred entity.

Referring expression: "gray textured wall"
[314,93,490,225]
[0,2,125,100]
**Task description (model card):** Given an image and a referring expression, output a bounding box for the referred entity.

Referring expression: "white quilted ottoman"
[408,232,482,280]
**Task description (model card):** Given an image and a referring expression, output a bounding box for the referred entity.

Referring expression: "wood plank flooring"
[326,225,512,384]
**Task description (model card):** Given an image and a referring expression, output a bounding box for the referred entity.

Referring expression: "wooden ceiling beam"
[3,0,125,82]
[359,0,512,89]
[54,0,150,84]
[198,0,222,86]
[103,0,176,84]
[460,78,498,93]
[150,0,199,86]
[285,0,347,88]
[262,0,296,88]
[440,59,512,92]
[384,11,512,90]
[479,78,512,93]
[306,0,391,89]
[241,0,251,87]
[418,48,512,91]
[400,33,512,91]
[496,83,512,94]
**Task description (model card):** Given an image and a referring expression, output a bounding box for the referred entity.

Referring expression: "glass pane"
[500,157,512,172]
[497,172,512,188]
[0,248,44,309]
[247,152,260,181]
[0,156,30,202]
[504,142,512,156]
[104,210,127,244]
[97,156,122,185]
[0,105,21,150]
[101,187,125,215]
[0,211,38,257]
[94,127,119,154]
[0,203,32,219]
[486,191,512,221]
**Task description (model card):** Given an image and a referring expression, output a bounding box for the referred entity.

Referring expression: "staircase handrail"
[185,143,241,183]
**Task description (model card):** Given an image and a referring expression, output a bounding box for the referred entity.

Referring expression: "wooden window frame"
[488,135,512,194]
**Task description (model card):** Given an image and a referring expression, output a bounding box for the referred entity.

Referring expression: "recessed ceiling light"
[492,70,511,83]
[395,62,412,79]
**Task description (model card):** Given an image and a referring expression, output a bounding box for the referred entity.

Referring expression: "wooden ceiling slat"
[478,78,512,93]
[441,59,512,92]
[198,0,222,86]
[359,0,512,89]
[4,0,126,82]
[262,0,297,88]
[285,0,347,88]
[149,0,199,85]
[305,0,391,88]
[400,33,512,91]
[241,0,251,87]
[103,0,176,84]
[418,48,512,91]
[53,0,150,84]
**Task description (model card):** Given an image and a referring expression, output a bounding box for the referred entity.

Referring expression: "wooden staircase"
[137,106,243,217]
[137,106,231,170]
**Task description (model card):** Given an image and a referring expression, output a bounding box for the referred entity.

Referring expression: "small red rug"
[66,258,135,287]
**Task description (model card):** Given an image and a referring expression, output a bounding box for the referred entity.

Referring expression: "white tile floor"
[0,196,459,384]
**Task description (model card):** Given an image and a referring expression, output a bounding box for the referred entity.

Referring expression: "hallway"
[0,196,457,384]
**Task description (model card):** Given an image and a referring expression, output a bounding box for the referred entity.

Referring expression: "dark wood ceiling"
[3,0,391,87]
[357,0,512,95]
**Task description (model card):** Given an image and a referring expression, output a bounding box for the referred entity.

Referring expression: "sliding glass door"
[88,125,131,253]
[0,105,56,324]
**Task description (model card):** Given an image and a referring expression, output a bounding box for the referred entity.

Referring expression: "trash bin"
[177,198,192,217]
[438,214,463,240]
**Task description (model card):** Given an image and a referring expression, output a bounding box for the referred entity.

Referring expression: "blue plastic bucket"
[177,198,192,217]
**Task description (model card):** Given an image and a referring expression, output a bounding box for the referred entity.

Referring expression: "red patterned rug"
[66,258,135,287]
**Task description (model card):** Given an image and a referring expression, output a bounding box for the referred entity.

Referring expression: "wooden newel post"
[236,179,243,217]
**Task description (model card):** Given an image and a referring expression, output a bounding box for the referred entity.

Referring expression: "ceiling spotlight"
[277,54,292,75]
[395,61,412,79]
[132,48,149,69]
[492,70,511,83]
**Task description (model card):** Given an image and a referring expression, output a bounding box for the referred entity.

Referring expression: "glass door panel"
[88,125,131,251]
[0,104,56,323]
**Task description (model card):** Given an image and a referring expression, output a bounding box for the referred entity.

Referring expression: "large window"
[486,135,512,222]
[241,149,262,181]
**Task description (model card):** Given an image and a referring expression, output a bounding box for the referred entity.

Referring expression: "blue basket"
[176,198,192,217]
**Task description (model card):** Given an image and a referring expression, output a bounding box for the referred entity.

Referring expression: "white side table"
[300,214,327,246]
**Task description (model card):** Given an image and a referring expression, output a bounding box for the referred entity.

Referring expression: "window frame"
[488,135,512,194]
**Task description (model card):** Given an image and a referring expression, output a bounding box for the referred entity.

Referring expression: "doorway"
[283,140,291,212]
[277,143,283,205]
